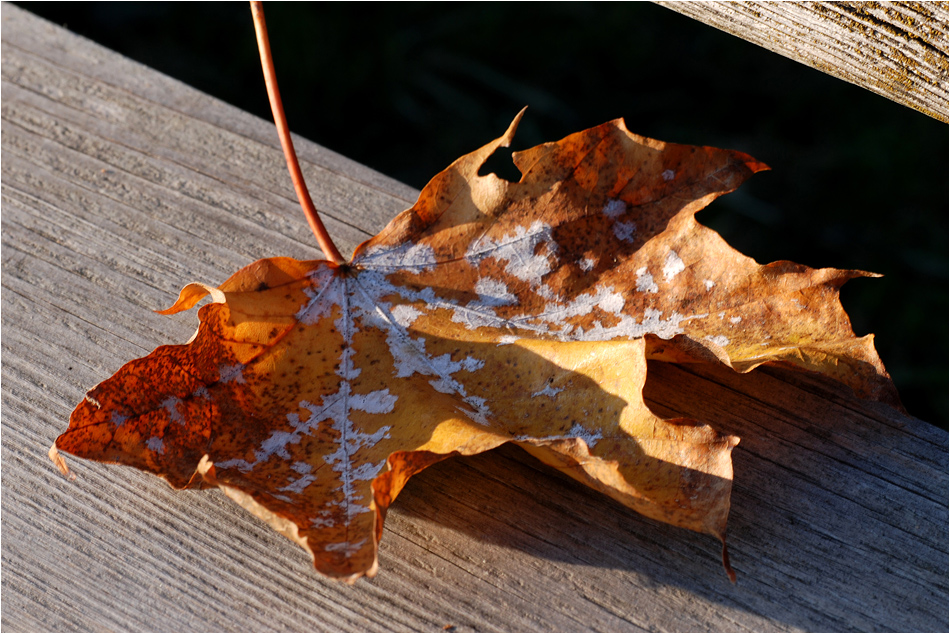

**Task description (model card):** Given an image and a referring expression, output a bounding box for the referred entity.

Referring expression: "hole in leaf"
[478,146,522,183]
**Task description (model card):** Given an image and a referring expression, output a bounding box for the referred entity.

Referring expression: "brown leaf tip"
[722,539,737,584]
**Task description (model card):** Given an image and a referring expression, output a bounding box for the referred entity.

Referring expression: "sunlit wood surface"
[3,5,947,631]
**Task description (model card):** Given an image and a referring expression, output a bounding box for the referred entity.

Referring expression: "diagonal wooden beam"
[655,1,949,122]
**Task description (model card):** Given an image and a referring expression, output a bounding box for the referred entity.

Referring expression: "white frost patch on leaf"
[392,339,474,382]
[359,241,438,273]
[579,257,597,272]
[565,422,604,448]
[296,267,342,325]
[472,277,518,307]
[496,334,520,345]
[428,378,457,395]
[662,251,685,280]
[280,461,317,494]
[319,384,394,522]
[336,345,360,381]
[387,332,436,378]
[310,510,336,528]
[461,357,485,372]
[258,430,299,462]
[161,396,184,424]
[146,436,165,454]
[324,539,367,556]
[450,303,514,330]
[217,372,395,492]
[111,411,129,427]
[349,389,398,414]
[516,422,603,448]
[417,351,492,424]
[603,198,635,243]
[460,396,492,426]
[531,384,563,398]
[334,278,363,381]
[292,461,312,473]
[357,267,505,332]
[352,278,495,427]
[390,304,423,328]
[367,302,476,382]
[602,199,627,219]
[571,307,690,341]
[706,334,730,347]
[662,169,676,182]
[636,267,659,294]
[534,283,561,302]
[465,221,557,287]
[704,279,715,291]
[213,458,255,472]
[613,221,636,243]
[219,363,246,384]
[356,261,538,336]
[510,280,700,342]
[600,291,626,313]
[536,285,626,326]
[464,395,488,411]
[349,459,388,483]
[730,316,742,324]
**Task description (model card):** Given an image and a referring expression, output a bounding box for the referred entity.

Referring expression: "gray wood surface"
[656,1,949,123]
[2,4,947,632]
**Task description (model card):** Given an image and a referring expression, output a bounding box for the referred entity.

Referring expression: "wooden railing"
[657,1,949,122]
[2,4,947,631]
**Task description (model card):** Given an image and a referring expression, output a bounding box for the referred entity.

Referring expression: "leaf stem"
[250,1,345,264]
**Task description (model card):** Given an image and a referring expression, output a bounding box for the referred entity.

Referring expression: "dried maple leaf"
[51,110,897,582]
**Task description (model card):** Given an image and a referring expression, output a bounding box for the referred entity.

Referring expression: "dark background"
[17,2,948,426]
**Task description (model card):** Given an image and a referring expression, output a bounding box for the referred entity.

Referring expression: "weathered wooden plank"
[2,4,947,632]
[655,1,949,123]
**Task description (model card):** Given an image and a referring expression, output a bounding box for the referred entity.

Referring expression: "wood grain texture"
[655,1,949,123]
[2,4,947,631]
